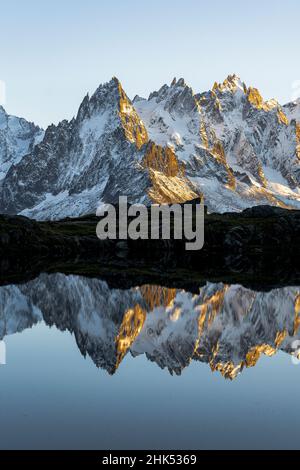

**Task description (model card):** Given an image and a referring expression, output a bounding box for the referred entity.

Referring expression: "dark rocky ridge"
[0,204,300,291]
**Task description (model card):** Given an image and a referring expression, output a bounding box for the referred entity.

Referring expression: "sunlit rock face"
[130,283,300,379]
[194,75,300,211]
[0,79,152,219]
[142,141,199,203]
[137,74,300,212]
[1,75,300,219]
[1,274,300,379]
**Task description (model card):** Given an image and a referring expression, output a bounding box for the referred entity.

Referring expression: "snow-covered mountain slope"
[0,78,196,219]
[136,75,300,212]
[1,75,300,218]
[284,98,300,121]
[1,273,300,379]
[0,78,150,219]
[0,284,42,340]
[284,98,300,166]
[196,75,300,211]
[0,106,44,181]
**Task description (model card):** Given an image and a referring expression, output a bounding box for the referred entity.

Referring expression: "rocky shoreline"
[0,204,300,290]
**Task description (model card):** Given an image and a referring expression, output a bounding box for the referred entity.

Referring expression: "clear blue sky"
[1,0,299,128]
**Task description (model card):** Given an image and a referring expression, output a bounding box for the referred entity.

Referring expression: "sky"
[1,0,300,128]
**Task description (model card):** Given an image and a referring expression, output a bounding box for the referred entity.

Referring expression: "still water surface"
[0,273,299,449]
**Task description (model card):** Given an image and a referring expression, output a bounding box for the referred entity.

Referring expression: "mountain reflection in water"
[1,273,300,380]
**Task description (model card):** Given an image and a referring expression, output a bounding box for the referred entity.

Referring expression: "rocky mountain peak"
[174,77,186,88]
[114,78,149,149]
[245,87,289,125]
[148,79,198,118]
[284,98,300,122]
[75,77,148,149]
[213,74,246,94]
[84,77,123,114]
[0,106,44,182]
[76,93,90,122]
[246,86,278,112]
[132,95,145,104]
[148,77,193,103]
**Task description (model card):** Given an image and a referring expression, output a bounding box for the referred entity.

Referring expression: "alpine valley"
[0,74,300,220]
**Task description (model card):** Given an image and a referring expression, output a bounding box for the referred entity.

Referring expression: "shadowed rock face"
[0,105,44,181]
[1,273,300,380]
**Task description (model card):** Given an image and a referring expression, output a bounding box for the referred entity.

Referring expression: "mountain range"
[0,75,300,219]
